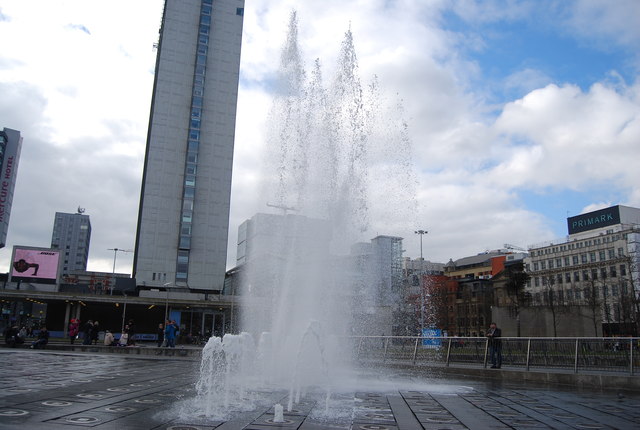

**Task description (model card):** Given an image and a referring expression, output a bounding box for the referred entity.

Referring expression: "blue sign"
[422,328,442,348]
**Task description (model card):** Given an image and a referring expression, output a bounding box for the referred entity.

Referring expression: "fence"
[351,336,640,375]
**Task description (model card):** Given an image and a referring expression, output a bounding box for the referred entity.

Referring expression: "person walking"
[487,322,502,369]
[69,319,79,344]
[91,321,100,345]
[82,320,94,345]
[164,320,178,348]
[157,323,165,347]
[127,319,136,346]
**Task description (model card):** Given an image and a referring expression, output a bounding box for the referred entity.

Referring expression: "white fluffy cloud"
[0,0,638,273]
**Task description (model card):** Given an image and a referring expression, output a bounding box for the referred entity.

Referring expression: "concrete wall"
[493,305,602,337]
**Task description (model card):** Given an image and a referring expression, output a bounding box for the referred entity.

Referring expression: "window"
[533,262,539,271]
[590,252,596,262]
[564,257,570,266]
[573,256,579,265]
[236,7,244,16]
[548,259,554,269]
[556,258,562,268]
[620,265,626,276]
[565,273,571,283]
[608,249,615,259]
[612,285,618,297]
[599,250,606,261]
[600,268,607,279]
[179,235,191,249]
[574,271,580,282]
[581,254,587,263]
[557,274,563,284]
[602,285,608,298]
[534,277,540,287]
[610,266,617,277]
[618,247,624,257]
[541,261,546,270]
[583,270,589,280]
[591,269,598,280]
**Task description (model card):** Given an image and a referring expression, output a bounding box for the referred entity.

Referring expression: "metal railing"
[351,336,640,375]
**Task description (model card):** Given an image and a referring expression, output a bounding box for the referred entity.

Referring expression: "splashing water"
[195,11,418,420]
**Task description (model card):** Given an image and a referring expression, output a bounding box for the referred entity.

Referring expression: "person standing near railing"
[487,322,502,369]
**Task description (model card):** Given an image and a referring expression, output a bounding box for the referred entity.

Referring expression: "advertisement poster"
[11,247,60,283]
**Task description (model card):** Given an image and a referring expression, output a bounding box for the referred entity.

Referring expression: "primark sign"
[567,206,621,235]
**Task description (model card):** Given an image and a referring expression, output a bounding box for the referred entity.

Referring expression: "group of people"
[67,318,137,347]
[68,318,101,345]
[157,320,179,348]
[3,324,49,349]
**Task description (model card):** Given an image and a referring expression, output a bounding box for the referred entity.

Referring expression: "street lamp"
[107,248,132,295]
[163,282,173,321]
[414,230,428,335]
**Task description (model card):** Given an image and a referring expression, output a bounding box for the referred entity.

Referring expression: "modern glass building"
[133,0,245,291]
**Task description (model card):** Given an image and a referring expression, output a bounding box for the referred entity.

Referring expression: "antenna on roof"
[77,206,85,214]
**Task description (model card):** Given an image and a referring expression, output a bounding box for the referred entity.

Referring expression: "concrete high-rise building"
[133,0,245,290]
[0,127,23,248]
[51,210,91,274]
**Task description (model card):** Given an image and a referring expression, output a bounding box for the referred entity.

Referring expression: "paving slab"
[1,349,640,429]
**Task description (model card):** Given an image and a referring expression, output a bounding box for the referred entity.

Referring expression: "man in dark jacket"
[487,322,502,368]
[83,320,94,345]
[31,327,49,349]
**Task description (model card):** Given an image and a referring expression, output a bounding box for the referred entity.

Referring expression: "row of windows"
[175,1,214,282]
[534,282,629,303]
[533,233,626,256]
[532,247,625,271]
[532,264,628,287]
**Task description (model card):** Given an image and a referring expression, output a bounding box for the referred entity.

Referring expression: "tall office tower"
[0,127,22,248]
[133,0,245,290]
[51,210,92,274]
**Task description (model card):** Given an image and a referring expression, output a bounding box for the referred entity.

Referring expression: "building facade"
[133,0,245,291]
[0,127,22,248]
[50,211,91,274]
[525,205,640,335]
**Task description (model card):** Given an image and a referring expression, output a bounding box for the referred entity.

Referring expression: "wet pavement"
[1,349,639,429]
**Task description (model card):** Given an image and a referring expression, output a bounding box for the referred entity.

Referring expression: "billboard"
[10,247,60,284]
[567,205,621,235]
[0,128,23,248]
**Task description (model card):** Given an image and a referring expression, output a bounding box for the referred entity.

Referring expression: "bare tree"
[503,263,530,337]
[583,278,601,337]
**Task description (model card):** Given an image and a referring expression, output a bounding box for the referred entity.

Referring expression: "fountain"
[193,11,418,422]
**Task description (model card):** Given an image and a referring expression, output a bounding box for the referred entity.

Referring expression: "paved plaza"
[1,350,639,429]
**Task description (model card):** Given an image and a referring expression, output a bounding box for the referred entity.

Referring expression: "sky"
[0,0,638,274]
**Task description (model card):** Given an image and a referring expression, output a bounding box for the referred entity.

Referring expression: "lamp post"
[163,282,173,322]
[414,230,428,335]
[107,248,132,295]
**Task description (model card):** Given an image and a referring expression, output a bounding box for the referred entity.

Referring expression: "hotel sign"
[567,206,620,235]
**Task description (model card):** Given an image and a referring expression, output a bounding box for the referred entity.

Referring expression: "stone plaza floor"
[1,349,639,429]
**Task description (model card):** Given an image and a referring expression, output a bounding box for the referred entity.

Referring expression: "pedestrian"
[164,319,178,348]
[69,318,79,344]
[3,325,24,347]
[119,325,129,346]
[127,319,136,346]
[91,321,100,345]
[487,322,502,369]
[82,320,94,345]
[157,323,164,347]
[104,330,115,346]
[30,326,49,349]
